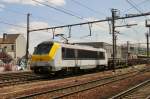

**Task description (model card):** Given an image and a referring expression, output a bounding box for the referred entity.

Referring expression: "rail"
[0,71,46,87]
[15,68,149,99]
[110,79,150,99]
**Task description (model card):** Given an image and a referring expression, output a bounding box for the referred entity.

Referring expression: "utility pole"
[26,13,30,66]
[114,35,117,59]
[111,9,117,71]
[145,20,150,58]
[111,9,137,71]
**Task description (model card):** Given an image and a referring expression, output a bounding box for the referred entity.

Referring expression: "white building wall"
[15,35,26,58]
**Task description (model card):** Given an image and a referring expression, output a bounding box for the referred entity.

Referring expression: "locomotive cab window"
[33,43,53,55]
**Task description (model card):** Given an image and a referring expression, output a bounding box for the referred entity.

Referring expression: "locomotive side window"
[62,48,105,60]
[62,48,75,59]
[77,50,98,60]
[33,43,53,55]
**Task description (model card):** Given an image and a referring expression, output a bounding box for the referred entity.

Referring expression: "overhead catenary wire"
[126,0,148,19]
[0,5,28,28]
[27,0,150,41]
[0,6,40,21]
[120,0,149,38]
[0,4,44,20]
[122,4,145,34]
[117,12,138,33]
[126,0,143,14]
[0,5,65,26]
[32,0,111,38]
[0,10,66,34]
[0,20,26,28]
[124,0,150,13]
[127,0,150,45]
[45,0,109,32]
[44,0,85,20]
[0,6,27,16]
[0,0,106,39]
[33,0,106,29]
[122,0,149,35]
[31,13,66,25]
[70,0,106,17]
[32,0,84,20]
[29,11,150,32]
[120,17,142,42]
[1,0,104,38]
[0,17,44,30]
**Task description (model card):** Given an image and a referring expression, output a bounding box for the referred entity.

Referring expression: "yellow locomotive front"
[31,41,59,74]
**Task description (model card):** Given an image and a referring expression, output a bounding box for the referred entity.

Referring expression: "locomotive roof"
[61,43,105,51]
[39,41,106,52]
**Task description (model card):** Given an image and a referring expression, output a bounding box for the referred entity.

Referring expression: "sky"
[0,0,150,53]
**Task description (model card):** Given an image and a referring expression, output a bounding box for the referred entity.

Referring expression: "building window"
[11,45,15,51]
[3,46,7,52]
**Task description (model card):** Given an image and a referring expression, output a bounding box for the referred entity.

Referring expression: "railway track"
[0,71,47,87]
[0,66,136,88]
[15,68,149,99]
[110,79,150,99]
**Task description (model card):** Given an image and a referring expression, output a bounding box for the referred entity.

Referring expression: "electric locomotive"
[31,41,108,74]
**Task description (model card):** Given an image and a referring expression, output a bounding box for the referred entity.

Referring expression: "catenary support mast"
[26,13,30,66]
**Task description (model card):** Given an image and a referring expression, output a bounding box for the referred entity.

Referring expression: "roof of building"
[0,34,20,44]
